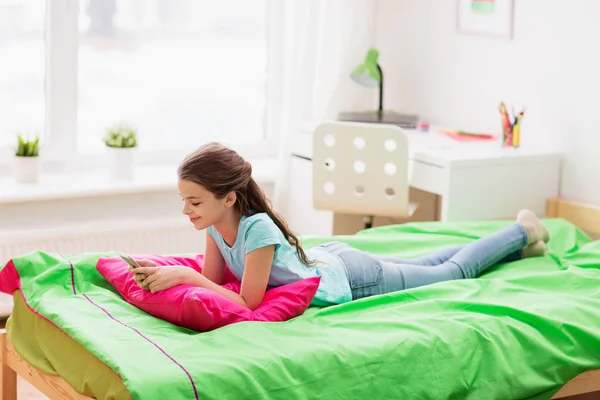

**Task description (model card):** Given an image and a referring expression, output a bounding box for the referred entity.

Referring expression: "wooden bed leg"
[0,333,17,400]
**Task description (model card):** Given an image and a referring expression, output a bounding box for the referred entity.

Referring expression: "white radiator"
[1,217,206,262]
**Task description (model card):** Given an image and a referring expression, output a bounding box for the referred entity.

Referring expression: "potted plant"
[104,123,138,180]
[14,134,41,183]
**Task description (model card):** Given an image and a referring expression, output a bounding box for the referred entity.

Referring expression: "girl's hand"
[128,259,156,290]
[135,266,194,294]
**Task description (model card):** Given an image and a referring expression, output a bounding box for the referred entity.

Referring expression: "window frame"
[1,0,280,176]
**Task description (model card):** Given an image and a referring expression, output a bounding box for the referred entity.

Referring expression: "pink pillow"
[96,254,320,332]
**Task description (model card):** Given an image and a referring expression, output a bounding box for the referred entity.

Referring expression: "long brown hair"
[178,142,315,266]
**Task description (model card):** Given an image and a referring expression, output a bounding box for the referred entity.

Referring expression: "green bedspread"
[5,219,600,399]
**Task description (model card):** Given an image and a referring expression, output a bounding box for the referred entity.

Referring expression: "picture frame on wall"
[456,0,514,39]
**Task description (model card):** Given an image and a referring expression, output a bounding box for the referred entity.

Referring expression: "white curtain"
[269,0,379,217]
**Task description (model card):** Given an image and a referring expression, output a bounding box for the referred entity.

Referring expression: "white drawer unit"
[408,159,447,196]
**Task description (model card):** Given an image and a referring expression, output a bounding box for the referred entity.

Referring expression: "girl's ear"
[224,191,237,208]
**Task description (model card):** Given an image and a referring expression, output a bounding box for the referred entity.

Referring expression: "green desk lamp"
[351,48,384,116]
[339,48,418,128]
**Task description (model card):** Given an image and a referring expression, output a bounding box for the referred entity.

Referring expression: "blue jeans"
[318,223,529,300]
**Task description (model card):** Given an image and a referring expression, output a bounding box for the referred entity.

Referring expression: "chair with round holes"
[312,121,418,230]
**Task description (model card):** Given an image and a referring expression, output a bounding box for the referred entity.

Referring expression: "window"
[1,0,274,170]
[77,0,268,152]
[0,0,46,148]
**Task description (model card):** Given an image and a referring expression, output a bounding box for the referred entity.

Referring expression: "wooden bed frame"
[1,197,599,400]
[0,333,92,400]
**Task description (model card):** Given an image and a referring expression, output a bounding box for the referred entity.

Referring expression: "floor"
[18,379,48,400]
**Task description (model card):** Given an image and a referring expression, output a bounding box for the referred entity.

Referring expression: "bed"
[2,197,600,400]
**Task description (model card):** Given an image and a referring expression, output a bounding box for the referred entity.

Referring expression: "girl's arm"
[202,233,226,285]
[183,245,275,310]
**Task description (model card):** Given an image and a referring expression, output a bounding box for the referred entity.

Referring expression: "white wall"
[375,0,600,205]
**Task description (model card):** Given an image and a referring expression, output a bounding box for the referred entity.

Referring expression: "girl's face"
[178,179,235,230]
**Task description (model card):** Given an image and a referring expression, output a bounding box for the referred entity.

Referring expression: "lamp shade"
[350,48,381,88]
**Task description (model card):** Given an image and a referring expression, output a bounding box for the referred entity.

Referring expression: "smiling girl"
[131,143,550,310]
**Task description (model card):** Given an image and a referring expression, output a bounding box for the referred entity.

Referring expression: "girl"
[131,143,550,310]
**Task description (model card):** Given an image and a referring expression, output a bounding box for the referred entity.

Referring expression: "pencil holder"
[502,122,514,147]
[499,102,524,148]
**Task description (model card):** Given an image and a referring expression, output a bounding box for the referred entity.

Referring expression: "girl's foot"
[517,209,550,245]
[522,240,548,258]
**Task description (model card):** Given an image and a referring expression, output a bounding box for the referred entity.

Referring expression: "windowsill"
[0,157,279,205]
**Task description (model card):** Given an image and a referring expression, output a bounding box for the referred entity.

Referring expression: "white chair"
[312,121,418,230]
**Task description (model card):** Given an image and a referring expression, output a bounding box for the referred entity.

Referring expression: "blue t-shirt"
[206,213,352,306]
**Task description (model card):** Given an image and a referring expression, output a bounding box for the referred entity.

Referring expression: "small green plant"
[15,134,40,157]
[104,123,138,148]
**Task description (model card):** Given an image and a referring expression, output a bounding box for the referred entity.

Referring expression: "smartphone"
[120,254,142,269]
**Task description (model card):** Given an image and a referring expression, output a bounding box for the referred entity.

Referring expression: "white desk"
[288,125,561,230]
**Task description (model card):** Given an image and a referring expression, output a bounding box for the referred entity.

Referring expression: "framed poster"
[456,0,514,39]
